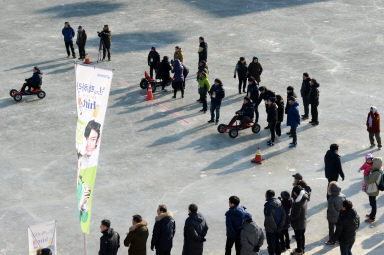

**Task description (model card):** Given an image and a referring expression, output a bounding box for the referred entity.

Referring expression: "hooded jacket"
[291,190,308,230]
[151,212,176,251]
[124,221,149,255]
[257,89,275,106]
[240,220,264,255]
[309,82,319,105]
[225,205,247,238]
[327,181,346,223]
[26,70,43,88]
[198,73,210,92]
[238,102,255,120]
[364,157,383,197]
[285,91,297,114]
[148,50,160,68]
[247,81,259,105]
[334,208,360,245]
[247,58,263,82]
[366,107,380,133]
[267,103,278,123]
[76,29,87,46]
[280,193,293,230]
[99,228,120,255]
[182,212,208,255]
[287,102,300,128]
[360,153,374,176]
[62,25,75,42]
[234,61,248,79]
[209,83,225,105]
[174,49,184,63]
[300,78,311,98]
[171,60,184,83]
[324,150,344,181]
[264,198,286,233]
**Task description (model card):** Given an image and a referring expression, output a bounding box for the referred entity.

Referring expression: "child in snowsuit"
[358,153,374,192]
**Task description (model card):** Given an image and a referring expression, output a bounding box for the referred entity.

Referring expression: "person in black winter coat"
[247,56,263,83]
[291,186,309,255]
[208,78,225,124]
[148,47,161,78]
[157,56,172,91]
[300,73,311,119]
[99,219,120,255]
[334,200,360,255]
[76,26,87,59]
[246,77,260,123]
[257,86,276,129]
[234,57,248,94]
[279,191,292,252]
[228,97,254,127]
[182,204,209,255]
[21,66,43,93]
[182,64,189,89]
[276,95,284,138]
[151,205,176,255]
[98,25,111,61]
[324,144,345,185]
[267,97,278,146]
[309,79,320,125]
[198,37,208,64]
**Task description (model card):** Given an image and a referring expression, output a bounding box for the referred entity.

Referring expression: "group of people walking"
[61,22,111,61]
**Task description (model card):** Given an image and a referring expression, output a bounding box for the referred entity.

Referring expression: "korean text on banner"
[28,221,57,255]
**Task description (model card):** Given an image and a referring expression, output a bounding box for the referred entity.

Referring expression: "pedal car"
[10,88,46,102]
[139,71,172,93]
[217,116,261,138]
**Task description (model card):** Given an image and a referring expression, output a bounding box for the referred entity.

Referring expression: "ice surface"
[1,0,384,254]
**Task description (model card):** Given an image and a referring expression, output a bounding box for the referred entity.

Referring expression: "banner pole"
[83,233,87,255]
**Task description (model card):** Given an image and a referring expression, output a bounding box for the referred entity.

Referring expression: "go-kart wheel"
[14,94,22,102]
[140,79,148,89]
[37,91,46,99]
[217,124,227,133]
[252,123,261,134]
[229,129,239,138]
[10,89,17,97]
[150,82,157,93]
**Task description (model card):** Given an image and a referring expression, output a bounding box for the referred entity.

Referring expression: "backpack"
[378,172,384,191]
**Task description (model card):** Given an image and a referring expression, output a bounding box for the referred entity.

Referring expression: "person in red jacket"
[366,106,382,150]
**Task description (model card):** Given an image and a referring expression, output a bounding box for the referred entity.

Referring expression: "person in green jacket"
[364,157,383,223]
[198,72,210,113]
[124,215,149,255]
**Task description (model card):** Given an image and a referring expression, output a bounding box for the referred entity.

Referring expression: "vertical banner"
[75,64,113,234]
[28,221,57,255]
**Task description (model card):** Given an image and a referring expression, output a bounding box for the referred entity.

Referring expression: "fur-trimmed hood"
[129,221,147,232]
[327,181,341,196]
[155,211,174,222]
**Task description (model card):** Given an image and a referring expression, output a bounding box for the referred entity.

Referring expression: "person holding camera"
[98,25,112,61]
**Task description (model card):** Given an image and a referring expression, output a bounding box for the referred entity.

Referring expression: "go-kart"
[218,116,261,138]
[10,88,46,102]
[139,71,172,93]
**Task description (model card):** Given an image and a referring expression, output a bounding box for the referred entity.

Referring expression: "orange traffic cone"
[84,53,90,64]
[146,83,154,101]
[251,146,263,164]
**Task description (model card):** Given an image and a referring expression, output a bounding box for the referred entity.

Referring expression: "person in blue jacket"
[62,22,76,58]
[171,59,184,98]
[20,66,43,93]
[228,97,254,127]
[287,96,301,147]
[225,196,247,255]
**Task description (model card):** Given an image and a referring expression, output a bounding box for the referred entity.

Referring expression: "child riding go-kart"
[10,66,45,102]
[218,96,261,138]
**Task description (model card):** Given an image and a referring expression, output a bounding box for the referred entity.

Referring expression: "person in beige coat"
[364,157,383,223]
[174,46,184,63]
